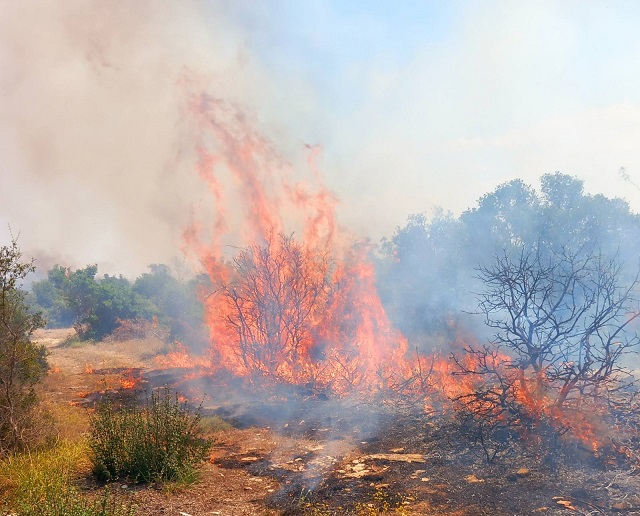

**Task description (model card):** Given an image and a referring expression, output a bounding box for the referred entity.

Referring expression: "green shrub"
[14,487,136,516]
[89,388,210,483]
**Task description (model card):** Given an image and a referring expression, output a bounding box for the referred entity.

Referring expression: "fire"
[174,76,409,397]
[154,342,211,370]
[119,369,142,390]
[153,75,632,460]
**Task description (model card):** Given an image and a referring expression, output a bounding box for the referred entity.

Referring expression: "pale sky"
[2,1,640,276]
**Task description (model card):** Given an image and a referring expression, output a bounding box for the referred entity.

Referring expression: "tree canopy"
[380,173,640,350]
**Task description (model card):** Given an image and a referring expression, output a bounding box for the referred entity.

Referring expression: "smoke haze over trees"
[25,172,640,378]
[379,172,640,352]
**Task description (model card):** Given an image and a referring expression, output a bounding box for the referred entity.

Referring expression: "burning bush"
[201,233,408,396]
[451,246,640,460]
[219,232,331,381]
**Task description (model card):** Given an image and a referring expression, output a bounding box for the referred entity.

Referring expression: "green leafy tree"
[33,264,158,340]
[378,211,468,349]
[133,264,207,346]
[30,265,75,328]
[380,173,640,350]
[0,239,47,455]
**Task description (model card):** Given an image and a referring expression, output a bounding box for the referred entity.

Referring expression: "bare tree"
[221,233,331,381]
[449,247,639,461]
[475,247,639,407]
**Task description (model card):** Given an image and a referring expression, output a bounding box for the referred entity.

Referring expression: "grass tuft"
[0,439,135,516]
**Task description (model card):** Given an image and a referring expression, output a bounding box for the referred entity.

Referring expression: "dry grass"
[0,439,89,508]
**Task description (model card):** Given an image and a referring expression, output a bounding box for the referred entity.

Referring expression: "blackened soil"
[205,399,640,515]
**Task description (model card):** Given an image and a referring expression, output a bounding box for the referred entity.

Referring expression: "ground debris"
[363,452,425,463]
[553,498,577,511]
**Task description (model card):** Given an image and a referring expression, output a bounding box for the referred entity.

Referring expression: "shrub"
[0,238,48,456]
[89,388,210,483]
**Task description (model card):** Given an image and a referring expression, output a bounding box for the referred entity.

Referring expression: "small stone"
[612,502,630,512]
[465,474,484,483]
[516,467,531,477]
[420,477,430,482]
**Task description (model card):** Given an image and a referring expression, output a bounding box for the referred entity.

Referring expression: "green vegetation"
[132,264,208,347]
[0,238,48,456]
[89,388,211,484]
[30,264,156,340]
[379,172,640,349]
[30,263,208,345]
[0,439,135,516]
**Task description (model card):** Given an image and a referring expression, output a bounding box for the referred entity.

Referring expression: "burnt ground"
[189,401,640,516]
[36,328,640,516]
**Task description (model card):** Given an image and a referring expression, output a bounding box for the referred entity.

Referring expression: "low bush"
[89,388,210,484]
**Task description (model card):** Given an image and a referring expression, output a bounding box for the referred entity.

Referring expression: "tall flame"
[171,77,625,459]
[180,75,407,395]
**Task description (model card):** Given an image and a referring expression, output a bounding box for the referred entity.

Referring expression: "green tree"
[30,265,74,328]
[378,211,468,349]
[379,173,640,351]
[0,239,47,455]
[133,264,206,345]
[34,264,158,340]
[90,274,157,339]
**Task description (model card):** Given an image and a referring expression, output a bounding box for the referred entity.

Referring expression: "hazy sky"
[2,1,640,276]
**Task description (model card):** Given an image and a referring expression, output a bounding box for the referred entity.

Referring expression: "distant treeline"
[29,263,210,346]
[377,172,640,350]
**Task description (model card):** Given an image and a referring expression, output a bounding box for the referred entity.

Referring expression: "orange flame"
[162,75,623,456]
[174,75,408,396]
